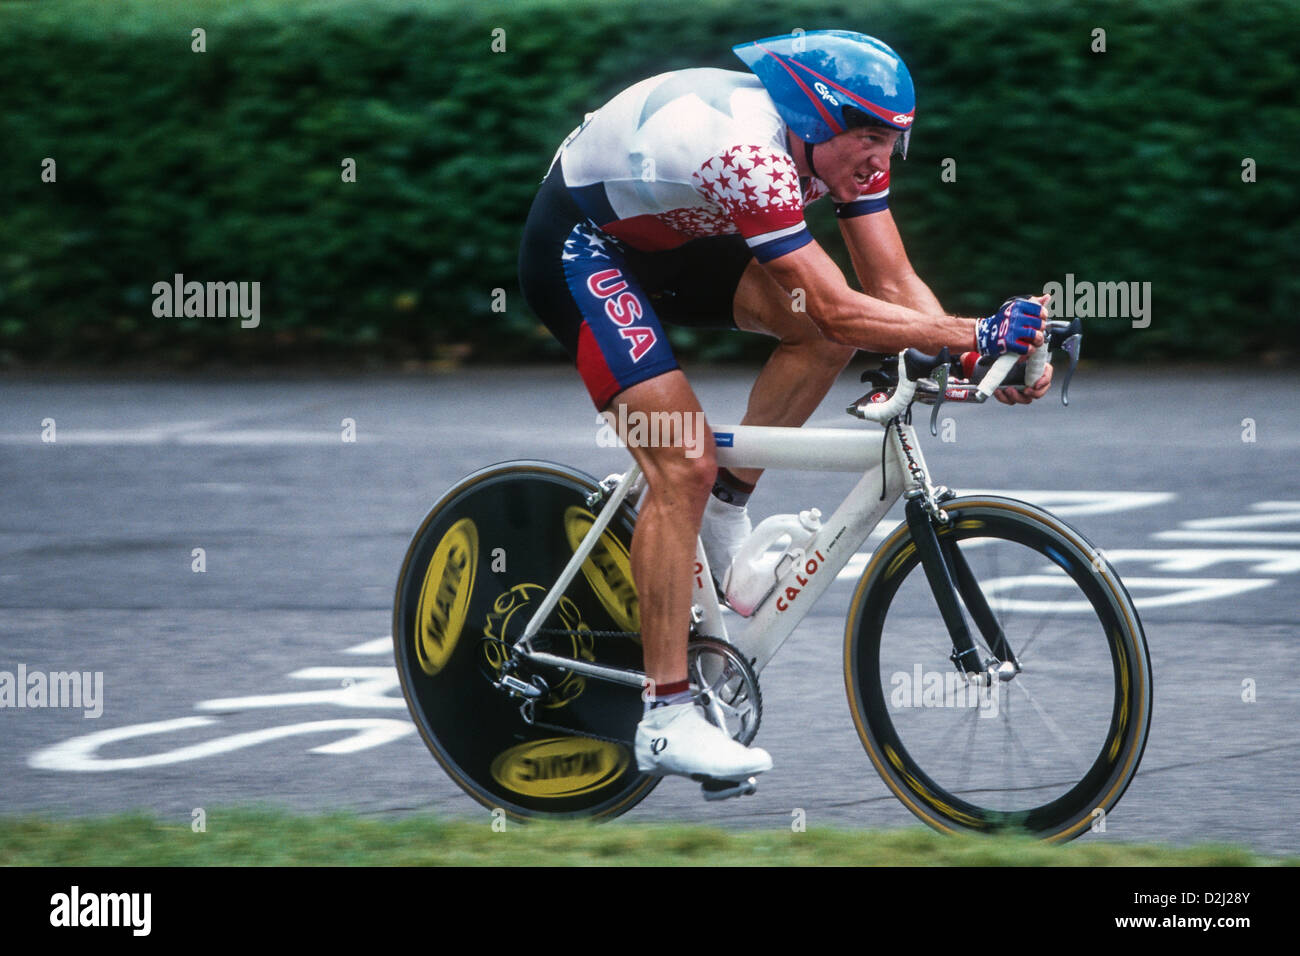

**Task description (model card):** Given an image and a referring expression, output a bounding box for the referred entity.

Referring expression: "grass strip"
[1,809,1292,866]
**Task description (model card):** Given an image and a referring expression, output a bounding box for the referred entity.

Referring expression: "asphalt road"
[1,364,1297,854]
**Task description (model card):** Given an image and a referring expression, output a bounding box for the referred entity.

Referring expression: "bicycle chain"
[525,713,635,748]
[512,629,738,749]
[510,628,642,747]
[534,627,640,642]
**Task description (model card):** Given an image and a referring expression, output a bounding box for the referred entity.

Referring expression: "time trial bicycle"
[393,319,1152,841]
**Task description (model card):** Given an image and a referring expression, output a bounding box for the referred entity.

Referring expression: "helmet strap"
[804,140,822,182]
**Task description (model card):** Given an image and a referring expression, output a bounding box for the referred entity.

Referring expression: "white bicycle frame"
[509,347,1047,687]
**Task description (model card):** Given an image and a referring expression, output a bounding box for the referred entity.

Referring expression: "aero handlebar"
[848,318,1084,426]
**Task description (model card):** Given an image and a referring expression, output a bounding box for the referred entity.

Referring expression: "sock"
[645,678,693,712]
[711,468,756,507]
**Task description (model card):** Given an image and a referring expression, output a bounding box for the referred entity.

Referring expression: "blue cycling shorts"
[518,167,753,409]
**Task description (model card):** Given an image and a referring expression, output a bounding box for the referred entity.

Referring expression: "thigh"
[731,258,828,344]
[609,370,716,486]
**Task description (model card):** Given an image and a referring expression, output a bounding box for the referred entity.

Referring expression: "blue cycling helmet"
[733,30,914,157]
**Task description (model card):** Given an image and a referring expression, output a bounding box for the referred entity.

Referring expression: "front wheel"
[844,496,1152,841]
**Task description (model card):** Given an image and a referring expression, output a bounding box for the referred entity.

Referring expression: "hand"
[994,358,1053,405]
[976,295,1044,357]
[994,293,1052,405]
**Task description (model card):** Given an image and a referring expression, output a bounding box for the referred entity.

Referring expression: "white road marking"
[185,482,252,493]
[195,667,404,711]
[1156,530,1300,544]
[1173,501,1300,529]
[343,637,393,655]
[27,716,414,771]
[1100,549,1300,573]
[833,491,1179,581]
[980,574,1273,612]
[2,428,355,445]
[177,431,351,445]
[1156,501,1300,543]
[955,489,1176,517]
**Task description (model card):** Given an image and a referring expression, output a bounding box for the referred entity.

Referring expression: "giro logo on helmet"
[813,81,840,106]
[893,114,914,126]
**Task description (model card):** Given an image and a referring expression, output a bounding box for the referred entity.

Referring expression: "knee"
[673,441,718,507]
[790,331,857,373]
[644,440,717,514]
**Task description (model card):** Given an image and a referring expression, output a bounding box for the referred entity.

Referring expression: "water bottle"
[724,508,822,617]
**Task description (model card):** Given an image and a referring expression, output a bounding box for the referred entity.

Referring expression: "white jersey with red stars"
[553,68,889,263]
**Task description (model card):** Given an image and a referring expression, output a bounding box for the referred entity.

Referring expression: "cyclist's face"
[816,127,899,203]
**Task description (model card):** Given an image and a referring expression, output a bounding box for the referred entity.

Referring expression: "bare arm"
[761,237,977,355]
[838,209,944,314]
[768,209,1053,403]
[838,208,1053,403]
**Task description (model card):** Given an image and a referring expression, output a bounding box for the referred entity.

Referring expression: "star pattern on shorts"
[566,222,622,260]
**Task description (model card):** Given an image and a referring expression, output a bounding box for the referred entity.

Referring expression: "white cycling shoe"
[700,496,751,591]
[635,702,772,783]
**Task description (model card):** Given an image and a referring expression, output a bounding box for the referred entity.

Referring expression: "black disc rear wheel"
[394,461,656,820]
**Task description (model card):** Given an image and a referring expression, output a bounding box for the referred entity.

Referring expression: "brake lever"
[1045,319,1083,406]
[929,363,948,436]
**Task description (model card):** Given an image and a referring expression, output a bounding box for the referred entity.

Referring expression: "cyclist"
[518,30,1052,799]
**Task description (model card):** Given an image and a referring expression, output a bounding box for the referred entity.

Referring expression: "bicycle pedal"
[695,776,758,802]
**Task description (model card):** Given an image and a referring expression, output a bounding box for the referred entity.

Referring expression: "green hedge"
[0,0,1295,364]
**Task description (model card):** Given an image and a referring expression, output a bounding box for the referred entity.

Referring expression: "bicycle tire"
[393,460,658,821]
[844,496,1151,841]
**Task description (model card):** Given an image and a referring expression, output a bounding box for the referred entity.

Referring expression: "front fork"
[892,420,1020,684]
